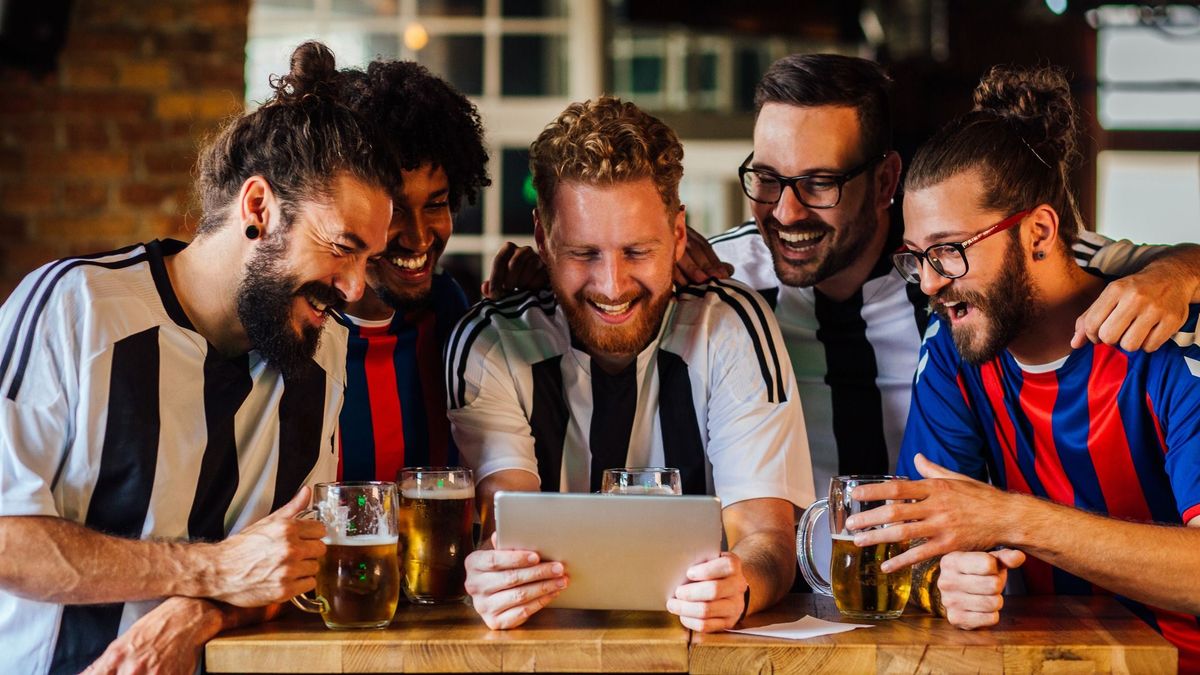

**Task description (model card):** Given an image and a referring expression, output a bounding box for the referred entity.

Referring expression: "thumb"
[990,548,1026,570]
[1070,315,1087,349]
[913,453,968,481]
[270,485,312,520]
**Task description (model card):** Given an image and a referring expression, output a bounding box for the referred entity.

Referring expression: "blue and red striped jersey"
[335,273,469,482]
[900,305,1200,672]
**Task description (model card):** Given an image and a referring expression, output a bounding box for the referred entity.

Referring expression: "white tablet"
[493,491,723,612]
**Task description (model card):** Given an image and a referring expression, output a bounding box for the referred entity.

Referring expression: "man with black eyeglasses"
[708,53,1200,496]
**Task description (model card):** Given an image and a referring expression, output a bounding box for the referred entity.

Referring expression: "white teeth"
[308,297,328,313]
[778,230,824,244]
[593,300,632,314]
[390,253,427,270]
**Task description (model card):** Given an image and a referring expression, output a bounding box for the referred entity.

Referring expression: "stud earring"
[245,223,260,240]
[1033,250,1046,261]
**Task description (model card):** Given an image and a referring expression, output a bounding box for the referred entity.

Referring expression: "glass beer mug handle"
[796,498,833,596]
[290,507,328,615]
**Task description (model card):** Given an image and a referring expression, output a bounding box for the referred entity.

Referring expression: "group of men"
[1,38,1198,674]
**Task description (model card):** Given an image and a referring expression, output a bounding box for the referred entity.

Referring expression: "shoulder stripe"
[707,222,760,245]
[442,291,542,407]
[446,292,558,409]
[677,280,785,403]
[3,247,149,401]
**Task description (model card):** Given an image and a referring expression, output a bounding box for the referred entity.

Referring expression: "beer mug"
[292,481,401,629]
[601,467,682,495]
[797,475,912,620]
[398,467,474,604]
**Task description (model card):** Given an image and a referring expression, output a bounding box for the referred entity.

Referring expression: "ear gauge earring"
[1033,250,1046,261]
[245,223,260,240]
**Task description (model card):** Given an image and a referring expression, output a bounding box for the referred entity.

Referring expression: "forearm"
[1004,496,1200,613]
[1139,243,1200,302]
[0,516,219,604]
[731,526,795,614]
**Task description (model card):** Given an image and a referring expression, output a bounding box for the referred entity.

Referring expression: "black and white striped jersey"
[444,280,815,508]
[710,220,1162,498]
[0,240,343,674]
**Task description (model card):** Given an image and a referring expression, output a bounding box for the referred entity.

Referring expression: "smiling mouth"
[776,229,826,250]
[941,300,972,321]
[389,252,428,270]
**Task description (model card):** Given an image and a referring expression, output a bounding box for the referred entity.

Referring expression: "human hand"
[207,486,327,606]
[481,242,548,300]
[463,533,566,630]
[82,597,224,675]
[673,226,734,287]
[939,549,1025,630]
[667,552,748,632]
[1071,266,1193,353]
[844,455,1018,572]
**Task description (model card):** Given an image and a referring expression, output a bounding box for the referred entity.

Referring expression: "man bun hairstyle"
[195,41,400,235]
[906,64,1085,244]
[755,54,893,161]
[530,96,683,231]
[335,60,491,214]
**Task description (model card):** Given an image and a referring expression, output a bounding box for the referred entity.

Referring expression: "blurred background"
[1,0,1198,302]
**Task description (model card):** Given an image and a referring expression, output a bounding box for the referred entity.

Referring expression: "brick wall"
[0,0,249,301]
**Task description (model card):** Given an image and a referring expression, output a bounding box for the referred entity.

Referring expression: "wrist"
[179,541,224,599]
[998,492,1036,549]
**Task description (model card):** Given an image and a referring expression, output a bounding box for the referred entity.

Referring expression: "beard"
[933,234,1037,365]
[556,285,672,358]
[372,281,431,313]
[761,182,878,288]
[236,235,343,377]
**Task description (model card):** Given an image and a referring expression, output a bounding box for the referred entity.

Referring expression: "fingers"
[676,228,732,284]
[666,595,742,629]
[684,552,739,582]
[990,548,1026,570]
[466,549,540,574]
[875,539,942,573]
[483,585,562,630]
[468,561,564,597]
[945,606,1002,631]
[485,242,546,299]
[914,453,971,481]
[1074,286,1120,347]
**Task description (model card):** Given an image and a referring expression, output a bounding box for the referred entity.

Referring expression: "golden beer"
[398,485,474,603]
[316,535,401,629]
[830,534,911,619]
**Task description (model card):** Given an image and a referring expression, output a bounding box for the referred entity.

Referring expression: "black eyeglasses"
[891,209,1032,284]
[738,152,887,209]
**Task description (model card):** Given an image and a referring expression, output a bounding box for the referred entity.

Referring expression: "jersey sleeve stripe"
[707,221,759,245]
[677,281,783,403]
[4,249,150,401]
[442,291,539,409]
[448,292,557,409]
[714,279,788,403]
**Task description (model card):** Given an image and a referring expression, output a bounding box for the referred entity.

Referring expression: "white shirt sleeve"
[702,288,815,509]
[1074,230,1169,274]
[447,334,540,485]
[0,271,77,518]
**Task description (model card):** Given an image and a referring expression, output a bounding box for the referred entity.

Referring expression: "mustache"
[297,281,345,312]
[583,290,645,306]
[761,214,831,235]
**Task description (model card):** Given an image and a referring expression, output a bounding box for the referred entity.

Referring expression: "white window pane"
[1098,23,1200,82]
[1099,89,1200,129]
[1096,150,1200,245]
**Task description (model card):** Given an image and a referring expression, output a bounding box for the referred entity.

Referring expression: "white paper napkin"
[726,615,874,640]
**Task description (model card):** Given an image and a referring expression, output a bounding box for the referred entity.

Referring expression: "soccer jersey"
[710,217,1163,498]
[899,306,1200,671]
[443,280,814,508]
[0,240,342,674]
[336,273,468,481]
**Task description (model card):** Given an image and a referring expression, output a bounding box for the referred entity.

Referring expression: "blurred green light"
[522,174,538,205]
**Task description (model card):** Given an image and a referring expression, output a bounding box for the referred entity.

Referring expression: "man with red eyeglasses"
[846,65,1200,672]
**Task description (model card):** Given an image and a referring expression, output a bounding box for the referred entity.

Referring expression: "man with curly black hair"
[333,61,491,481]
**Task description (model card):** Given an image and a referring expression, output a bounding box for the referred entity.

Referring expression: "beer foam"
[321,534,399,546]
[831,533,857,541]
[399,479,474,500]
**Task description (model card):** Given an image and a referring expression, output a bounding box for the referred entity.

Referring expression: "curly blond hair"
[530,96,684,230]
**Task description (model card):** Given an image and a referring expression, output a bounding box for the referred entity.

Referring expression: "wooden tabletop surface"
[691,594,1177,674]
[205,594,1176,674]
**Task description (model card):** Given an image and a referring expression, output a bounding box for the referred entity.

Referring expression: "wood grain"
[205,601,690,673]
[688,595,1177,675]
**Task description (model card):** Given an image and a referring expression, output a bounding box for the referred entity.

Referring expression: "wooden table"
[205,601,690,673]
[690,595,1176,674]
[205,594,1175,674]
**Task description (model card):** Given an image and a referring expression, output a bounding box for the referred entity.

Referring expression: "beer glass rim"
[603,467,679,473]
[313,480,397,490]
[398,466,473,476]
[832,474,907,483]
